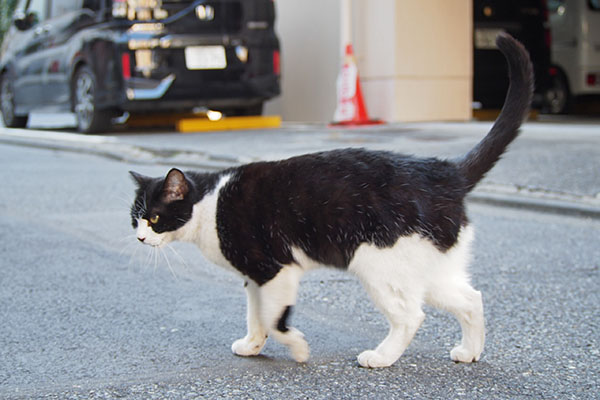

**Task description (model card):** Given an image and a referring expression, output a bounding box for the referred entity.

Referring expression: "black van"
[473,0,551,109]
[0,0,280,133]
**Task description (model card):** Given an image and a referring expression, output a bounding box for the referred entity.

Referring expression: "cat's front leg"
[232,280,268,357]
[259,266,309,363]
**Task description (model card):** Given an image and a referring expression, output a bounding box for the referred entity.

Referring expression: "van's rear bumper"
[96,30,280,112]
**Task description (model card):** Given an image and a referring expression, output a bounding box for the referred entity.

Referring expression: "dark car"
[473,0,551,109]
[0,0,280,133]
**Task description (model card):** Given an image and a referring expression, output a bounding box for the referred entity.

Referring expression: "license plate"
[184,46,227,70]
[474,28,504,49]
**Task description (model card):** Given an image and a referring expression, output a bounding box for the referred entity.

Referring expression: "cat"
[129,32,533,368]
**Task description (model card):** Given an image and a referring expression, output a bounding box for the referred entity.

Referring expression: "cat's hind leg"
[232,280,268,357]
[357,284,425,368]
[259,265,309,362]
[351,250,426,368]
[425,226,485,363]
[426,282,485,363]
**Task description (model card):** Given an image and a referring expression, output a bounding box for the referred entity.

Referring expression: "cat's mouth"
[137,236,164,248]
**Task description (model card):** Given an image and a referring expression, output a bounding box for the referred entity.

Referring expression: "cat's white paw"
[271,327,310,363]
[450,345,481,363]
[231,335,267,357]
[357,350,395,368]
[289,336,310,363]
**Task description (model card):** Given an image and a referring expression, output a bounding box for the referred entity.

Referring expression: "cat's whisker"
[129,241,150,268]
[125,238,183,278]
[115,190,136,209]
[143,245,155,272]
[142,192,148,213]
[126,246,139,267]
[165,243,192,273]
[153,246,160,274]
[117,234,138,249]
[119,233,138,241]
[115,234,144,266]
[118,240,138,261]
[145,247,155,272]
[159,246,180,281]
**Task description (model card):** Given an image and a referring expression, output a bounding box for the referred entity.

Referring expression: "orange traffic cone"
[331,44,383,126]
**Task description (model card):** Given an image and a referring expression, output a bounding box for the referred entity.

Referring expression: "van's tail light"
[587,73,598,86]
[121,53,131,80]
[541,0,552,48]
[273,50,280,75]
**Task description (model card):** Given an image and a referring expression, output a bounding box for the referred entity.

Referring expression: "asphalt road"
[0,142,599,399]
[6,112,600,209]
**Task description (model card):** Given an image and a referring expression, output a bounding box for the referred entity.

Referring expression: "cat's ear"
[162,168,189,203]
[129,171,150,187]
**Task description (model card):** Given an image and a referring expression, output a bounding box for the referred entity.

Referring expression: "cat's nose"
[138,237,145,243]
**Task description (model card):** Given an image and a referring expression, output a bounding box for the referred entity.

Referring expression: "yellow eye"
[149,214,160,224]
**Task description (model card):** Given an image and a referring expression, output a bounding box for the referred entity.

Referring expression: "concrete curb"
[0,133,236,170]
[2,131,599,219]
[468,191,600,219]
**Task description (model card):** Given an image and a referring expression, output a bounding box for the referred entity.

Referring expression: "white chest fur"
[177,174,237,272]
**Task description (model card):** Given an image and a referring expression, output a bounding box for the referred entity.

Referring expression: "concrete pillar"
[355,0,473,122]
[267,0,473,123]
[265,0,340,122]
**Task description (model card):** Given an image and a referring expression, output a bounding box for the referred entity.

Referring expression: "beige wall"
[264,0,340,121]
[266,0,473,123]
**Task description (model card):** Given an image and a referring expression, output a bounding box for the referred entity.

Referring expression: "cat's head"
[129,168,195,247]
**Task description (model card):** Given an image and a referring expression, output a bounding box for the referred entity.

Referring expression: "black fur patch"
[277,306,292,333]
[216,149,468,285]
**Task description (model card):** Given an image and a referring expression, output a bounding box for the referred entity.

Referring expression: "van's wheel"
[546,70,571,114]
[73,65,112,133]
[1,73,28,128]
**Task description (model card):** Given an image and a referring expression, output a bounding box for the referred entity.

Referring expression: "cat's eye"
[149,214,160,224]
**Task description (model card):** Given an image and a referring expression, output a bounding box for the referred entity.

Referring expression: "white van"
[547,0,600,113]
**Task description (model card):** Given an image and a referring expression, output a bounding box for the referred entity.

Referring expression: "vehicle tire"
[72,65,112,133]
[1,73,28,128]
[545,70,571,114]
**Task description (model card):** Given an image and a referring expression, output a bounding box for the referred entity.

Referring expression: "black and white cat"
[130,33,533,368]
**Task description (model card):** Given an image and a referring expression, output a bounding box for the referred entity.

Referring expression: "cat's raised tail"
[457,32,534,191]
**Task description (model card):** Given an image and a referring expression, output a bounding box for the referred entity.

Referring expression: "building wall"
[265,0,473,123]
[264,0,340,122]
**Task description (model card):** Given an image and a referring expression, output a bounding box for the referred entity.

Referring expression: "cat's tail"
[457,32,534,191]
